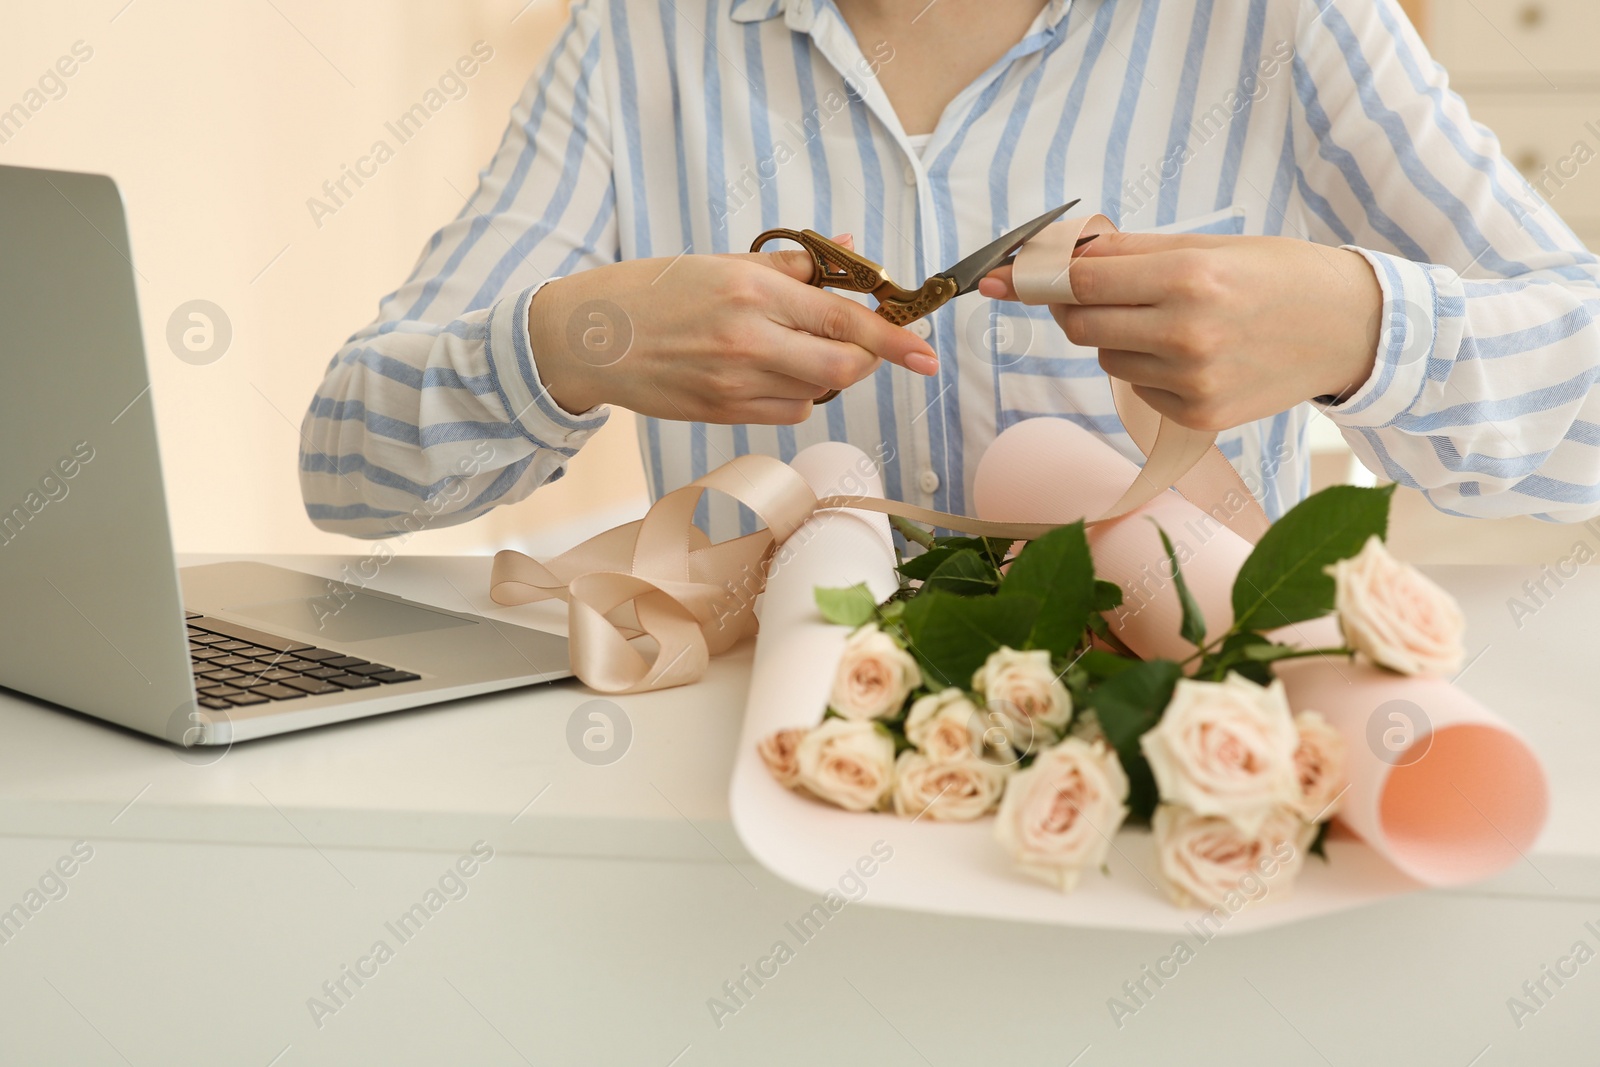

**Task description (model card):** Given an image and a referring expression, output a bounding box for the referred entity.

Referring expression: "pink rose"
[972,647,1072,754]
[1291,711,1347,822]
[892,752,1009,821]
[993,738,1129,892]
[1140,674,1301,835]
[758,728,807,790]
[1326,535,1465,677]
[829,625,922,720]
[1153,804,1313,910]
[796,719,896,812]
[904,688,986,763]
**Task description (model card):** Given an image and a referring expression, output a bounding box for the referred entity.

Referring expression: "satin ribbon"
[490,215,1271,694]
[1012,214,1270,546]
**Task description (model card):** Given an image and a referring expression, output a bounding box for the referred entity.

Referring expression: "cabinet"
[1431,0,1600,248]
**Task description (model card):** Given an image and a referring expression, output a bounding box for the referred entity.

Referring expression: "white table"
[0,554,1595,1066]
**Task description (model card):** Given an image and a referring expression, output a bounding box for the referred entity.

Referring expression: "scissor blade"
[993,233,1101,272]
[939,200,1079,296]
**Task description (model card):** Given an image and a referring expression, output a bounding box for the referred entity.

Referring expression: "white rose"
[904,688,986,763]
[972,647,1071,754]
[1153,804,1314,910]
[829,625,922,720]
[1291,711,1347,822]
[993,738,1129,893]
[892,752,1009,821]
[757,728,807,790]
[1140,674,1301,835]
[1326,535,1466,677]
[796,719,896,812]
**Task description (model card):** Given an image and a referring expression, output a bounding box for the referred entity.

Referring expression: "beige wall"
[1,0,648,556]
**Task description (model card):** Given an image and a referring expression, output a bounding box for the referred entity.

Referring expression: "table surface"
[2,554,1597,1066]
[0,554,1592,868]
[0,555,764,863]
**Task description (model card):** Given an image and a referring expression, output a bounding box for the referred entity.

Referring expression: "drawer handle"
[1519,3,1545,29]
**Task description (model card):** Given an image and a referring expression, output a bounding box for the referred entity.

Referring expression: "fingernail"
[906,351,939,376]
[832,232,854,247]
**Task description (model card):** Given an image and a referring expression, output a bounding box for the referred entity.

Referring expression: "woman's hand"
[531,236,939,424]
[977,232,1384,431]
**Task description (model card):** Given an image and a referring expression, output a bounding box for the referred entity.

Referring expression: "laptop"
[0,164,573,747]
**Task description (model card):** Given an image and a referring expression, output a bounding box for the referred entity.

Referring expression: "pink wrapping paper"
[972,416,1549,887]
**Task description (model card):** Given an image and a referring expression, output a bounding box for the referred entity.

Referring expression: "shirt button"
[907,318,931,339]
[902,164,917,186]
[918,469,940,494]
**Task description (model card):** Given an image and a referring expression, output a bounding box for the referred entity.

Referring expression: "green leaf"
[896,545,961,581]
[1077,649,1137,681]
[999,522,1095,658]
[814,583,878,627]
[1308,820,1331,861]
[901,590,1038,690]
[1231,484,1395,633]
[920,548,1001,597]
[1086,613,1140,660]
[968,536,1016,569]
[898,537,1013,580]
[1224,659,1273,686]
[1087,659,1182,822]
[1093,580,1124,612]
[1152,521,1206,648]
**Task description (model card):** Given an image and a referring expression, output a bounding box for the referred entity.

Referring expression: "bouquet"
[759,481,1470,910]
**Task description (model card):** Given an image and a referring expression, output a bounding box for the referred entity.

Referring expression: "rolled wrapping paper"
[972,415,1549,887]
[746,442,899,733]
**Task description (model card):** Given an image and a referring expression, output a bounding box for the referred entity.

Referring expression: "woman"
[300,0,1600,539]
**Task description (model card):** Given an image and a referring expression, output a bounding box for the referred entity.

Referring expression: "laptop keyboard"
[185,611,421,710]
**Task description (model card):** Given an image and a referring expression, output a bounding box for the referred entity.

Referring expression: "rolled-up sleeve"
[1290,0,1600,521]
[299,2,618,538]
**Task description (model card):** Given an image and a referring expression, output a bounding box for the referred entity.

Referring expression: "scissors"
[750,200,1087,402]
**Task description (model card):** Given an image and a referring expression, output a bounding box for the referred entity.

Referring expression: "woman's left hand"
[978,231,1384,431]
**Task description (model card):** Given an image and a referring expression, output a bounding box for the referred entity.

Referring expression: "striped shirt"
[299,0,1600,541]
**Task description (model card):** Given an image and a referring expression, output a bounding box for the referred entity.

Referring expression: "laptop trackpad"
[227,592,476,643]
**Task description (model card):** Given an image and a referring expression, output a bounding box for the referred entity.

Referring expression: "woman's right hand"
[529,236,941,424]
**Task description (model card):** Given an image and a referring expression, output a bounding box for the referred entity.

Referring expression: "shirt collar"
[730,0,1072,33]
[729,0,804,25]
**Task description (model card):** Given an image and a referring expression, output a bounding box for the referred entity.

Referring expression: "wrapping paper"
[729,441,1424,933]
[973,417,1549,888]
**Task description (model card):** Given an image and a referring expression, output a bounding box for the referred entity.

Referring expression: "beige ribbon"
[1013,214,1270,545]
[490,216,1270,694]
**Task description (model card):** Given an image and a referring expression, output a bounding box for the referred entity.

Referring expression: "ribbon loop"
[490,453,824,694]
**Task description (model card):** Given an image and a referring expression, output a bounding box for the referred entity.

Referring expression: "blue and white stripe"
[300,0,1600,538]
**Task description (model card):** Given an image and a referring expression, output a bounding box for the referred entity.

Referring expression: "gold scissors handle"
[751,228,957,403]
